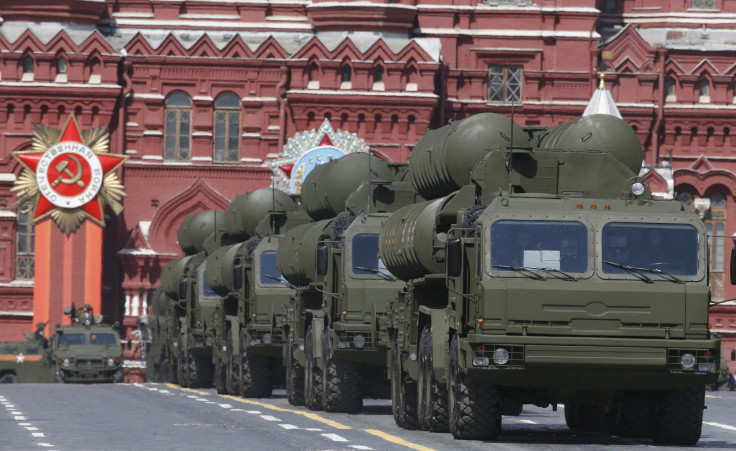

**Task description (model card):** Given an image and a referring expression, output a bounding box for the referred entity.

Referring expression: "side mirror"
[233,263,243,290]
[316,244,328,276]
[178,278,187,300]
[731,248,736,285]
[447,238,461,277]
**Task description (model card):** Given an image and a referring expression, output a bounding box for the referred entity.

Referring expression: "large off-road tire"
[651,385,704,446]
[0,373,18,383]
[418,326,449,432]
[241,353,273,398]
[285,333,304,406]
[448,334,502,440]
[390,330,419,429]
[224,330,240,395]
[613,392,651,438]
[502,398,523,416]
[322,328,362,413]
[564,404,614,433]
[304,326,323,410]
[177,334,187,387]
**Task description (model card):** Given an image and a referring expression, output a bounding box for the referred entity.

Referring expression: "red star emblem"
[12,115,127,228]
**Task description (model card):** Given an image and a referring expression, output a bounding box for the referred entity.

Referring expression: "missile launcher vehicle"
[206,188,311,397]
[279,154,425,412]
[161,209,226,388]
[380,113,722,445]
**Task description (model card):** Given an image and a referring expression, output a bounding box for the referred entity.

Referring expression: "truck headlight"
[353,334,366,348]
[262,333,272,345]
[698,362,715,373]
[493,348,509,365]
[62,358,71,368]
[107,358,115,367]
[680,353,696,369]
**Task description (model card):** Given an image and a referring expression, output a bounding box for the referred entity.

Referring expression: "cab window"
[491,220,588,273]
[260,251,283,285]
[59,334,86,345]
[90,334,117,345]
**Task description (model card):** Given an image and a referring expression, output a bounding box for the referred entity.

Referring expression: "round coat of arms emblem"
[35,142,103,209]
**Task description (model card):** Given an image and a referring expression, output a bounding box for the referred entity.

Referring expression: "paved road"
[1,384,734,450]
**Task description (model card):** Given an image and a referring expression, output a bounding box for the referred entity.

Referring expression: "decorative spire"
[599,72,606,90]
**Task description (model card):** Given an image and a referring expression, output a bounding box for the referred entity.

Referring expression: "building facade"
[0,0,733,379]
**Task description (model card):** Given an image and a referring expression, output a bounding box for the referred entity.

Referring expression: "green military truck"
[206,187,310,397]
[381,113,721,445]
[160,210,226,388]
[0,323,54,383]
[51,309,123,383]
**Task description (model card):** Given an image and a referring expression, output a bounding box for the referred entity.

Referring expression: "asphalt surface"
[1,384,734,450]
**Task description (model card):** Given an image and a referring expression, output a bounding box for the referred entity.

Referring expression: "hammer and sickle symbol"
[52,155,85,188]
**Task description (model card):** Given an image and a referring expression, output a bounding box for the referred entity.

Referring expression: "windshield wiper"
[493,265,546,280]
[354,266,396,281]
[635,266,684,284]
[603,261,653,283]
[534,267,577,282]
[262,273,295,288]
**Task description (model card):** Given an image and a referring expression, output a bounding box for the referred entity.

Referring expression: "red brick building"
[0,0,733,378]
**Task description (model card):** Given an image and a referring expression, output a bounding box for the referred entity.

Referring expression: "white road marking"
[704,422,736,432]
[32,432,45,438]
[349,446,374,450]
[260,415,281,422]
[218,404,232,409]
[19,423,31,426]
[159,390,170,394]
[304,428,322,431]
[12,411,23,415]
[15,416,26,421]
[322,433,349,442]
[246,410,261,414]
[38,444,54,448]
[26,427,39,431]
[187,395,199,399]
[279,424,299,429]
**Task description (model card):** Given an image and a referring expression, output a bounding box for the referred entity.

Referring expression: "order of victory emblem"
[11,115,129,235]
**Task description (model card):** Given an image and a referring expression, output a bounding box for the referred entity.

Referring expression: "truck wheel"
[177,334,188,387]
[448,334,502,440]
[613,393,651,437]
[652,385,704,446]
[242,353,272,398]
[304,326,323,410]
[418,326,449,432]
[285,333,304,406]
[390,330,418,429]
[188,352,214,388]
[322,328,362,413]
[502,398,523,416]
[564,404,614,432]
[0,373,18,383]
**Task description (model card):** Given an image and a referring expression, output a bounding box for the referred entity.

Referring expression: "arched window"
[213,92,241,163]
[164,91,192,161]
[16,202,35,280]
[699,79,710,103]
[373,65,385,91]
[22,55,34,82]
[665,79,676,102]
[56,57,68,83]
[340,65,352,90]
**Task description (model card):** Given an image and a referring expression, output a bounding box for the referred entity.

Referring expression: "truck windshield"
[491,220,588,273]
[602,223,699,276]
[201,272,218,297]
[260,251,283,285]
[352,234,394,279]
[59,334,86,345]
[90,334,117,345]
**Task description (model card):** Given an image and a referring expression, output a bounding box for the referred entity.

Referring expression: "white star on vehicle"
[16,353,25,363]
